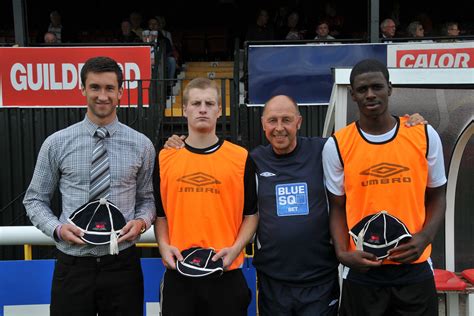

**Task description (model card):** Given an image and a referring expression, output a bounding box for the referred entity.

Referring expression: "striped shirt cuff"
[54,224,63,241]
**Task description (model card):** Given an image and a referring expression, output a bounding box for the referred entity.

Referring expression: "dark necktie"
[89,127,110,201]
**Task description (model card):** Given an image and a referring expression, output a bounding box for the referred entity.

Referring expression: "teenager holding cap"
[154,77,258,316]
[323,59,447,315]
[23,56,156,316]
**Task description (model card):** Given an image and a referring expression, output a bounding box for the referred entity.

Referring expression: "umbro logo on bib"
[260,172,276,177]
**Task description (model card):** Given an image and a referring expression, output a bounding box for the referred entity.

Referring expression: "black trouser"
[51,246,144,316]
[257,272,340,316]
[160,269,252,316]
[339,277,438,316]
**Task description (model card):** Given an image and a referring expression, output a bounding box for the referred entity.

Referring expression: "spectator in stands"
[23,56,156,316]
[438,21,462,42]
[156,15,181,73]
[148,17,176,84]
[156,16,173,46]
[380,18,396,41]
[114,19,141,43]
[130,11,144,40]
[273,5,289,39]
[407,21,425,38]
[324,58,446,316]
[314,20,335,41]
[284,12,305,40]
[246,8,275,41]
[443,21,461,37]
[155,77,258,316]
[323,1,344,38]
[43,31,58,44]
[44,10,72,43]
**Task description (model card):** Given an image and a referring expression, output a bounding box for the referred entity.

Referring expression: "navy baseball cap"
[177,247,224,278]
[68,198,126,248]
[349,210,412,260]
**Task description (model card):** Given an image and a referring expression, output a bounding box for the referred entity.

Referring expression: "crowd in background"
[0,1,472,78]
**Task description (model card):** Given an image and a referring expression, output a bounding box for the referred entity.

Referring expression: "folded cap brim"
[177,261,224,277]
[81,231,122,245]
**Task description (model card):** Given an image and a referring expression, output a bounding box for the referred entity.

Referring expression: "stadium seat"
[434,269,467,291]
[461,269,474,316]
[182,31,206,60]
[434,269,469,316]
[462,269,474,284]
[206,29,229,60]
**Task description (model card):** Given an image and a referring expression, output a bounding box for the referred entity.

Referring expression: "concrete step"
[184,71,233,79]
[185,61,234,68]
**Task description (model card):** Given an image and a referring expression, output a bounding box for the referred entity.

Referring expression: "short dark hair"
[80,56,123,88]
[350,59,389,87]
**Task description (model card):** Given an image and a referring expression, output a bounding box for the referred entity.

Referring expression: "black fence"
[0,91,329,260]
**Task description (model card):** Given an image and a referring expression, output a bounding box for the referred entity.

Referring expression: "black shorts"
[339,277,438,316]
[257,272,340,316]
[160,268,251,316]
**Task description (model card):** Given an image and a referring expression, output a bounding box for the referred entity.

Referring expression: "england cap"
[176,247,224,278]
[349,210,412,260]
[68,198,126,254]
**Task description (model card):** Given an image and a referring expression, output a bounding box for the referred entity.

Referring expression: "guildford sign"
[0,46,151,107]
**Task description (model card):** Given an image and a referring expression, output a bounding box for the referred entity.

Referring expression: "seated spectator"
[114,20,141,43]
[284,12,305,40]
[246,8,275,41]
[43,31,58,44]
[156,15,181,70]
[273,5,289,39]
[314,20,335,41]
[439,21,462,42]
[130,11,144,41]
[380,18,396,41]
[156,16,173,46]
[443,21,461,37]
[407,21,432,42]
[44,10,73,43]
[148,17,176,84]
[323,1,344,38]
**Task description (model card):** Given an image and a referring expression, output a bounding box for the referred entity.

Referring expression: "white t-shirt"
[322,124,447,196]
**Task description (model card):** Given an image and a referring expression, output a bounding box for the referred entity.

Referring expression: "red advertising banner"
[0,46,151,107]
[387,42,474,68]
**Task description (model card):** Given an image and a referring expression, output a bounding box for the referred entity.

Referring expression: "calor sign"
[387,42,474,69]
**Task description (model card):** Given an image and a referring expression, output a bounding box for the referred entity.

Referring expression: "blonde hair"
[183,77,220,105]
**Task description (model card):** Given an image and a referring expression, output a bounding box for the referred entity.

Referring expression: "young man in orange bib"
[323,59,447,315]
[154,77,258,316]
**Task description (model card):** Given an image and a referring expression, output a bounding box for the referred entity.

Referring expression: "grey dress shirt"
[23,115,156,256]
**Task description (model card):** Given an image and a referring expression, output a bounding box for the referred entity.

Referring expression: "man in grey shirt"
[23,56,156,315]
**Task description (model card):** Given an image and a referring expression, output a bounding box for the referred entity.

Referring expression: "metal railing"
[0,226,254,261]
[0,226,158,260]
